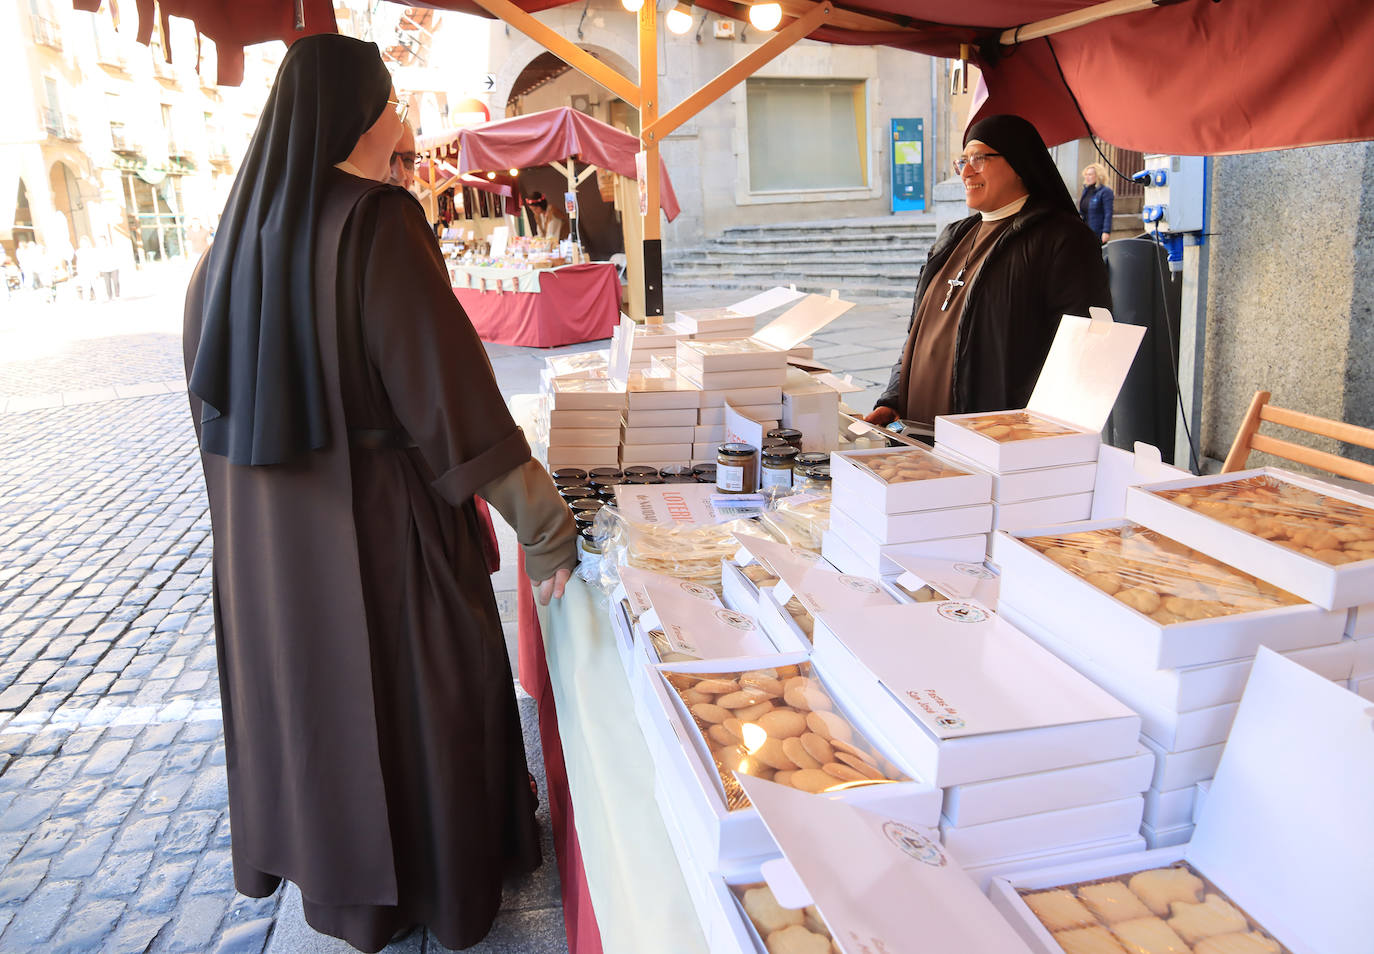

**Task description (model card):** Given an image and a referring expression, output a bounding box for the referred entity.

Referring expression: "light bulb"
[666,3,693,34]
[486,171,496,180]
[509,168,519,176]
[748,2,782,31]
[621,0,643,10]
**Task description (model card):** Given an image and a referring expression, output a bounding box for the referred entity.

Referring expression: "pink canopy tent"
[455,107,681,222]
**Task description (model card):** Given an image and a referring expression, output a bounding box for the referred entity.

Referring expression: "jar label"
[761,467,792,490]
[717,462,746,492]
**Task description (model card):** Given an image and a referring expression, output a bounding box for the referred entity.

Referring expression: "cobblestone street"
[0,270,907,953]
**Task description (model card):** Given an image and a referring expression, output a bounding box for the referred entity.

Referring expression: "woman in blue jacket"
[1079,162,1114,244]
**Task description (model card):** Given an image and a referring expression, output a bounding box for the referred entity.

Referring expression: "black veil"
[964,114,1078,217]
[188,34,392,465]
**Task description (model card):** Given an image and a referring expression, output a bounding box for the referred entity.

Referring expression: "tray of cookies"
[1127,468,1374,609]
[992,520,1346,670]
[729,880,836,954]
[1017,861,1288,954]
[935,409,1103,473]
[831,444,992,514]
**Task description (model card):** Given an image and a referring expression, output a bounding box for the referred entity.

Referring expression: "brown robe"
[184,170,576,953]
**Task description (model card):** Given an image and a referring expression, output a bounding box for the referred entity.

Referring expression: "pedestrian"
[865,114,1111,430]
[185,217,213,257]
[1079,161,1115,245]
[74,236,100,301]
[96,236,121,300]
[182,34,576,954]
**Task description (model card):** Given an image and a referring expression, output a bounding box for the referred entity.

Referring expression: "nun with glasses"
[183,34,576,953]
[866,114,1111,431]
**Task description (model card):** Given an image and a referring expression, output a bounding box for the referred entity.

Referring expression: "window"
[746,78,867,192]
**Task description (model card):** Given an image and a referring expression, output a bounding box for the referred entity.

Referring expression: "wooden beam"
[470,0,642,107]
[999,0,1167,46]
[642,1,833,145]
[638,0,663,321]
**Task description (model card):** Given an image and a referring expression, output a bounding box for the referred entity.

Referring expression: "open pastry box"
[1125,467,1374,610]
[991,519,1346,671]
[808,600,1141,788]
[639,652,941,871]
[829,444,992,514]
[882,553,1002,609]
[934,310,1145,473]
[989,650,1374,954]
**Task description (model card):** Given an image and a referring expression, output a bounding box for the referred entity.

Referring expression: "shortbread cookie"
[742,885,804,935]
[1023,889,1096,932]
[1193,933,1280,954]
[766,924,831,954]
[1078,881,1153,924]
[1110,916,1191,953]
[1053,925,1129,954]
[1168,893,1248,944]
[1127,867,1204,916]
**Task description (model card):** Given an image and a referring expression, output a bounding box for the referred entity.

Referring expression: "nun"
[866,114,1111,429]
[183,34,576,952]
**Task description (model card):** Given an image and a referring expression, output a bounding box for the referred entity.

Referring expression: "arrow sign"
[483,73,495,91]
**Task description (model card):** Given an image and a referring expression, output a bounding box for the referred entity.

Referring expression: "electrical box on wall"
[713,19,735,38]
[1140,154,1205,234]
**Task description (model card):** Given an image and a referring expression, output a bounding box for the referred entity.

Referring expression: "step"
[718,225,937,243]
[705,237,932,253]
[666,275,916,299]
[666,261,921,281]
[684,250,924,266]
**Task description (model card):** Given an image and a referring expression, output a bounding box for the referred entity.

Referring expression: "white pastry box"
[737,774,1037,954]
[674,286,805,336]
[820,527,988,585]
[942,746,1154,827]
[828,507,991,568]
[1138,735,1226,792]
[942,795,1145,870]
[546,376,627,411]
[992,519,1346,670]
[934,310,1145,473]
[830,497,993,546]
[625,370,700,410]
[884,553,1001,609]
[810,600,1141,787]
[991,492,1094,532]
[698,402,784,426]
[1126,467,1374,610]
[990,649,1374,954]
[1141,784,1198,830]
[830,444,992,514]
[1347,601,1374,637]
[623,407,698,427]
[640,654,941,871]
[939,444,1099,504]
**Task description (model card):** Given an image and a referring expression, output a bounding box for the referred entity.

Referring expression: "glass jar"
[559,486,597,504]
[552,467,588,481]
[553,475,590,489]
[573,510,599,532]
[577,527,602,558]
[716,443,758,494]
[793,452,829,477]
[795,465,832,492]
[762,437,790,449]
[623,475,659,485]
[760,445,799,493]
[623,465,660,480]
[569,498,605,516]
[692,462,717,483]
[588,476,621,496]
[660,465,695,481]
[588,467,623,481]
[767,427,803,450]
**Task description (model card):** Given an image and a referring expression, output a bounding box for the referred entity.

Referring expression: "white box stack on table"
[620,370,700,468]
[808,599,1145,877]
[933,309,1146,531]
[823,444,994,579]
[614,316,690,371]
[674,306,758,340]
[992,518,1349,848]
[692,386,783,463]
[990,649,1374,954]
[676,339,791,392]
[1348,602,1374,698]
[543,375,626,470]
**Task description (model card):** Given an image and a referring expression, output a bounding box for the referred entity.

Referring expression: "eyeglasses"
[387,99,409,124]
[391,152,417,169]
[952,152,1002,174]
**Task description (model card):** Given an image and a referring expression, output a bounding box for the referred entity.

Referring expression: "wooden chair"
[1222,390,1374,484]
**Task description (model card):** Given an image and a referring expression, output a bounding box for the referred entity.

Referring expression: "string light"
[621,0,644,10]
[509,168,519,176]
[666,2,693,34]
[486,171,496,179]
[748,2,782,30]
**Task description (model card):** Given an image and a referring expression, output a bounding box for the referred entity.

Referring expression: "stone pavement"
[0,273,909,953]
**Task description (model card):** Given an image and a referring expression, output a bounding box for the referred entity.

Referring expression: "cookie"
[1193,933,1280,954]
[799,732,834,765]
[804,710,853,743]
[765,924,830,954]
[1110,916,1190,953]
[742,885,804,935]
[1168,894,1247,945]
[1127,867,1204,916]
[834,751,884,780]
[1023,889,1096,932]
[691,702,731,724]
[1078,881,1153,925]
[694,678,739,695]
[1052,925,1129,954]
[789,769,835,793]
[821,762,865,782]
[734,700,775,722]
[782,737,822,770]
[757,709,808,739]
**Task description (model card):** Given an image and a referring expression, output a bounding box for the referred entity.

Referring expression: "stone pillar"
[1200,142,1374,468]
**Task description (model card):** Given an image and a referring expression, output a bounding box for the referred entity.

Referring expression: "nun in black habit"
[867,114,1112,428]
[183,34,577,952]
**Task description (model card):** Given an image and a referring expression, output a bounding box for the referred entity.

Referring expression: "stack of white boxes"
[542,373,626,470]
[821,444,993,580]
[615,317,691,372]
[675,340,788,465]
[808,599,1148,886]
[620,370,701,469]
[674,306,756,340]
[992,518,1351,849]
[1347,603,1374,698]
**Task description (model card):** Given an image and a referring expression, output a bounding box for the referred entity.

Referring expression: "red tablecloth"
[517,556,605,954]
[455,263,619,348]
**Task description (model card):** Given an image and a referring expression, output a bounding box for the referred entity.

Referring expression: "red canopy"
[455,107,681,221]
[77,0,1374,155]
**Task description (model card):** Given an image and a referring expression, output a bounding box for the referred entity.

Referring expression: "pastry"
[789,769,835,793]
[742,885,804,935]
[1053,925,1129,954]
[1168,893,1248,944]
[766,924,831,954]
[757,709,808,739]
[1023,889,1097,932]
[1193,932,1281,954]
[1127,868,1204,916]
[1078,881,1153,925]
[1110,916,1190,953]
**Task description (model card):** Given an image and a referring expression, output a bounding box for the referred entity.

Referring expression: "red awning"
[76,0,1374,155]
[454,107,681,221]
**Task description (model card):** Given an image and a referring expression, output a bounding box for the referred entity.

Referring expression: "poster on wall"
[891,118,926,213]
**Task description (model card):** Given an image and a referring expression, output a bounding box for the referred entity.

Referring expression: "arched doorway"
[48,160,89,248]
[12,180,36,247]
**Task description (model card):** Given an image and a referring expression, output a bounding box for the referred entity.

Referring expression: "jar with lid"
[553,475,590,489]
[793,452,829,477]
[660,465,694,481]
[761,436,790,450]
[577,527,602,559]
[760,445,798,493]
[795,465,831,492]
[588,467,623,481]
[558,486,597,504]
[767,427,803,450]
[623,465,660,480]
[569,498,605,516]
[692,462,717,483]
[623,475,658,485]
[716,443,758,494]
[552,467,588,481]
[573,510,599,532]
[588,475,621,496]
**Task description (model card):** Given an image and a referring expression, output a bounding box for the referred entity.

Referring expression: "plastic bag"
[592,505,776,595]
[956,410,1077,443]
[759,492,832,552]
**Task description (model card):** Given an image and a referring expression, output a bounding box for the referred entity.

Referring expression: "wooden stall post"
[638,0,663,323]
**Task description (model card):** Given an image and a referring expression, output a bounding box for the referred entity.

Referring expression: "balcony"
[208,142,234,166]
[95,36,129,71]
[44,109,81,143]
[110,129,143,156]
[31,15,62,51]
[153,56,181,85]
[167,138,196,159]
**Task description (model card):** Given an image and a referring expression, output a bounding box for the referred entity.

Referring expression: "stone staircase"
[664,216,939,299]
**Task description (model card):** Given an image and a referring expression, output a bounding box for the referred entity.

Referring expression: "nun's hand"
[864,407,898,426]
[536,568,572,606]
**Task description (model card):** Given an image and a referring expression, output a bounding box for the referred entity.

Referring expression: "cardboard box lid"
[1185,649,1374,954]
[1026,309,1146,433]
[823,601,1136,739]
[738,774,1034,954]
[726,285,808,317]
[751,293,855,353]
[885,554,1001,603]
[623,566,776,659]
